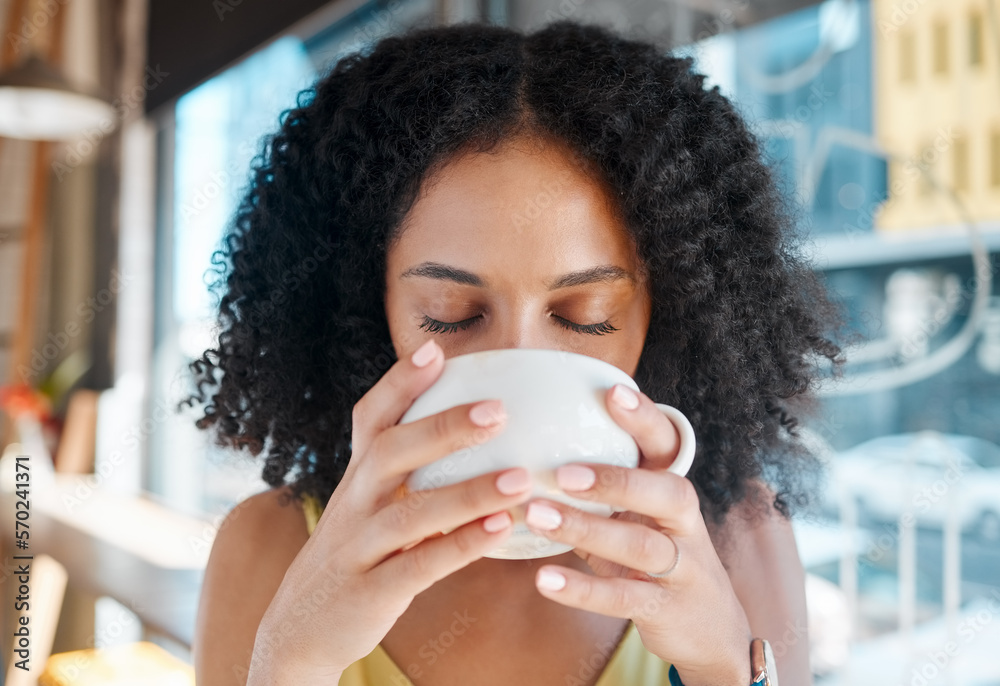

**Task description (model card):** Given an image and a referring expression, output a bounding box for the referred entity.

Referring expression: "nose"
[484,303,559,353]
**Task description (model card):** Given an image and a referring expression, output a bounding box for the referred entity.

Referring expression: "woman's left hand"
[525,384,753,686]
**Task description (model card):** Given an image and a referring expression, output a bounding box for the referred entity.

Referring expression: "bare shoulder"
[209,485,311,555]
[194,485,311,685]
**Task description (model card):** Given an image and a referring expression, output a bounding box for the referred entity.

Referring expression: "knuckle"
[341,482,371,519]
[452,525,476,557]
[398,491,429,526]
[612,584,631,615]
[676,477,699,510]
[596,465,625,494]
[404,542,433,580]
[431,409,453,444]
[575,576,595,606]
[620,468,643,503]
[362,432,388,474]
[459,480,481,513]
[348,455,375,495]
[625,529,658,568]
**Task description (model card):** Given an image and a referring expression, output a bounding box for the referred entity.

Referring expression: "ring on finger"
[644,532,680,579]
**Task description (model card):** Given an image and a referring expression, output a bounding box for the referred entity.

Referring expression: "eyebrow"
[399,262,635,290]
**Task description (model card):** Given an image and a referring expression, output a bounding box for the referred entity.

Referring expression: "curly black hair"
[183,18,844,525]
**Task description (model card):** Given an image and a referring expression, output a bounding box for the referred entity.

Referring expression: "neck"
[451,549,591,599]
[381,548,631,685]
[392,549,609,634]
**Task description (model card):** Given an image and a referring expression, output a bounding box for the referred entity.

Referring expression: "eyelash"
[417,314,620,336]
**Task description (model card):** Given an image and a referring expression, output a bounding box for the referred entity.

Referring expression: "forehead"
[388,135,639,282]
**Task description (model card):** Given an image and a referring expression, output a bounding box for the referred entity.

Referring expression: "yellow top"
[300,492,680,686]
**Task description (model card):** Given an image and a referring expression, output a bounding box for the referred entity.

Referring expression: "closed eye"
[417,314,619,336]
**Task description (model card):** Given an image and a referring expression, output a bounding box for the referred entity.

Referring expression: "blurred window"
[900,30,916,82]
[933,18,949,75]
[152,1,434,518]
[953,133,968,194]
[969,11,984,67]
[991,129,1000,187]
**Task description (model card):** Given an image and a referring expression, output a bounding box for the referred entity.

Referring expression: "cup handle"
[652,403,696,478]
[608,404,696,514]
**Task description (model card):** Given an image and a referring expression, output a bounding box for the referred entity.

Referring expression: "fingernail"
[411,339,439,367]
[611,384,639,410]
[482,511,512,533]
[556,464,595,491]
[496,468,531,495]
[525,502,562,530]
[469,400,506,427]
[536,568,566,591]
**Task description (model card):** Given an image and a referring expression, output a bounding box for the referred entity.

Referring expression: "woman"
[189,19,842,686]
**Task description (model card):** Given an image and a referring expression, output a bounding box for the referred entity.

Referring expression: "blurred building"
[872,0,1000,231]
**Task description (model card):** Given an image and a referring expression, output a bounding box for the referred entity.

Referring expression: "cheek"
[618,296,651,374]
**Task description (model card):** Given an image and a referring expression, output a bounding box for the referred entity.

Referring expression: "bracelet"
[667,638,775,686]
[750,638,777,685]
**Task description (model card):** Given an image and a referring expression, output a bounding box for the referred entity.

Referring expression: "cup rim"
[440,347,636,381]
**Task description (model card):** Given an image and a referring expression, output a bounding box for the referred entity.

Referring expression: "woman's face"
[385,134,652,377]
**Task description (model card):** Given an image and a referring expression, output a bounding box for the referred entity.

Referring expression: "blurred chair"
[39,641,195,686]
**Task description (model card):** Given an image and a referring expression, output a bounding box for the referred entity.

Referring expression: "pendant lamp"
[0,52,116,141]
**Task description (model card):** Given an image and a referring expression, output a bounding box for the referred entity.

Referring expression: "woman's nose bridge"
[489,298,553,350]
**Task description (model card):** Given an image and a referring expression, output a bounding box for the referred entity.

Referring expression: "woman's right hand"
[246,339,531,684]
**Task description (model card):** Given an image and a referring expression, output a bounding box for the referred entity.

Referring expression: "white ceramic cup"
[399,348,695,559]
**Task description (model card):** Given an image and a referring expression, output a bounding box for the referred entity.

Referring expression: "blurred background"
[0,0,997,683]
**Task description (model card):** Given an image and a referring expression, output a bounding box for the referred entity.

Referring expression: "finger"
[357,468,534,566]
[350,338,445,456]
[533,565,668,621]
[554,463,702,534]
[371,512,514,597]
[605,385,679,470]
[359,397,508,488]
[523,500,678,578]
